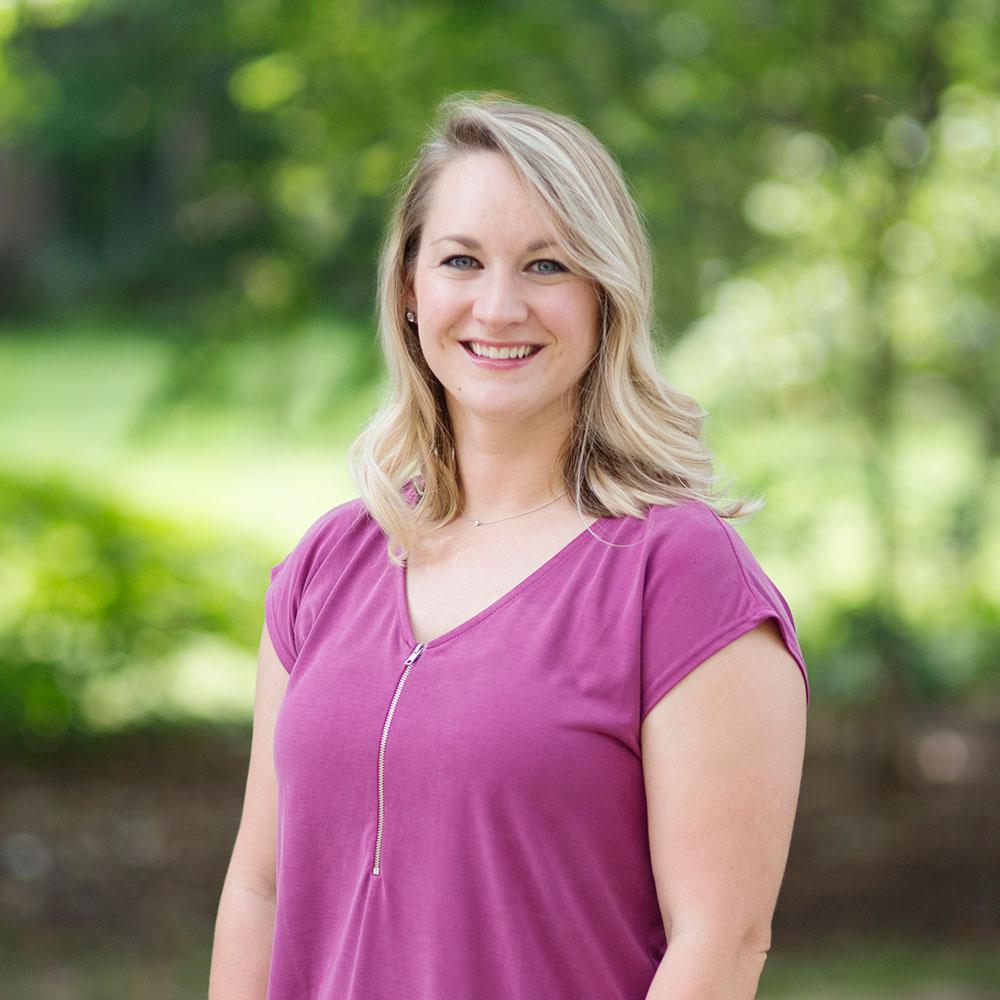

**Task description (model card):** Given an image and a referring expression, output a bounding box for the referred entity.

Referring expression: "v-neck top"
[263,490,810,1000]
[396,512,608,648]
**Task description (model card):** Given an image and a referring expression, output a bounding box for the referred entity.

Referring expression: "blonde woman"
[209,92,810,1000]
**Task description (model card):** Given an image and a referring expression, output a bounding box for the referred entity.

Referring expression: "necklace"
[465,490,568,527]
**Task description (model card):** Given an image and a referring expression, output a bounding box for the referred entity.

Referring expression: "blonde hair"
[347,90,763,565]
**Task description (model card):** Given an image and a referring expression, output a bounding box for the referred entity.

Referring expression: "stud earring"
[405,309,416,324]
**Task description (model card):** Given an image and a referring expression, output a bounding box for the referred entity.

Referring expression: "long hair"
[347,90,763,566]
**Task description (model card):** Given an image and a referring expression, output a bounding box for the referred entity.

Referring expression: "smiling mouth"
[460,341,544,360]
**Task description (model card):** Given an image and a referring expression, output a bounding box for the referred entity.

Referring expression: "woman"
[209,92,810,1000]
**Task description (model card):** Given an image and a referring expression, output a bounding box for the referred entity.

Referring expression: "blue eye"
[440,255,566,273]
[532,259,566,274]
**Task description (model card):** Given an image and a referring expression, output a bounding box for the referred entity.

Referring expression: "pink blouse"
[263,492,809,998]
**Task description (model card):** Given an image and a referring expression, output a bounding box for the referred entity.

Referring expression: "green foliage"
[0,469,269,754]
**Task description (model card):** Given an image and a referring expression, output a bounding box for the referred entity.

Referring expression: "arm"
[640,618,807,1000]
[208,621,289,1000]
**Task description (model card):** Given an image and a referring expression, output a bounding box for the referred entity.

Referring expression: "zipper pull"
[404,642,427,665]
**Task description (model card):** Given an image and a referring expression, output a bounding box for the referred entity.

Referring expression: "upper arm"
[640,617,807,944]
[223,619,290,899]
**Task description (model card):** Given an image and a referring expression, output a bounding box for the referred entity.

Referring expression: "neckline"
[396,514,617,649]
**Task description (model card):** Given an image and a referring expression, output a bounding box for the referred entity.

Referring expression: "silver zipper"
[372,642,427,876]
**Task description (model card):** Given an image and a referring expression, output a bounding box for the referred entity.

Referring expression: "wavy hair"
[347,90,763,565]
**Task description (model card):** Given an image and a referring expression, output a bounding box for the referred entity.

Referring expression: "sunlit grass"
[0,320,368,544]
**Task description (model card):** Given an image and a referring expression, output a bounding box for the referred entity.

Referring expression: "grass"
[0,319,369,544]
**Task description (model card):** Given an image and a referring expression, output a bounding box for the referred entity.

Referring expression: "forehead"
[424,152,551,232]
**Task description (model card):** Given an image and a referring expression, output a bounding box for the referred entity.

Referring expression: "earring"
[405,309,416,324]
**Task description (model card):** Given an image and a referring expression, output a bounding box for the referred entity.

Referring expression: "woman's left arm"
[640,618,808,1000]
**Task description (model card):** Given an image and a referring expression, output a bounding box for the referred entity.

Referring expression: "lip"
[459,340,544,370]
[460,338,544,349]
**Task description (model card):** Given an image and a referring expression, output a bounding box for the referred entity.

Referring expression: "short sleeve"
[265,552,298,674]
[264,501,358,674]
[640,503,810,720]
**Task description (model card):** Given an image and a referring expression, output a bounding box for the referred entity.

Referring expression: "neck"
[449,417,571,522]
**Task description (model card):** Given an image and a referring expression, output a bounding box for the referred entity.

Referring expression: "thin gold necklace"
[465,490,568,527]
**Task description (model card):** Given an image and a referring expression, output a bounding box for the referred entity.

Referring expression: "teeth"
[467,342,539,360]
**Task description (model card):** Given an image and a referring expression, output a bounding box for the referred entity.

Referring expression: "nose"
[470,268,529,329]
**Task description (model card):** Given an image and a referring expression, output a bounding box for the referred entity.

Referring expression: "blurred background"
[1,0,998,996]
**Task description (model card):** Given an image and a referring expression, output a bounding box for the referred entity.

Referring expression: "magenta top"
[263,490,810,999]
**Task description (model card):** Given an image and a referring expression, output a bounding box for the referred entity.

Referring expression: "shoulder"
[297,495,368,544]
[643,498,746,560]
[637,498,810,708]
[303,495,369,539]
[274,496,371,576]
[641,498,779,606]
[265,497,372,674]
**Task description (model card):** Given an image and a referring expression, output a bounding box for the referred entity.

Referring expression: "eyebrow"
[430,234,558,253]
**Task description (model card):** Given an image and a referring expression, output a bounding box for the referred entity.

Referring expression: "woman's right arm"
[208,620,290,1000]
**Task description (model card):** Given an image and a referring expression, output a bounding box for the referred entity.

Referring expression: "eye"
[441,255,477,269]
[531,259,566,274]
[440,255,566,274]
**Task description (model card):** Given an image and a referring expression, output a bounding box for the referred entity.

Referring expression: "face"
[405,151,600,434]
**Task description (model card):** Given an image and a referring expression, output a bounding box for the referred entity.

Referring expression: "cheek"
[545,290,599,343]
[414,289,453,346]
[415,273,458,316]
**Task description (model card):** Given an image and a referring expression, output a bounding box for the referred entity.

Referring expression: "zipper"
[372,641,427,876]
